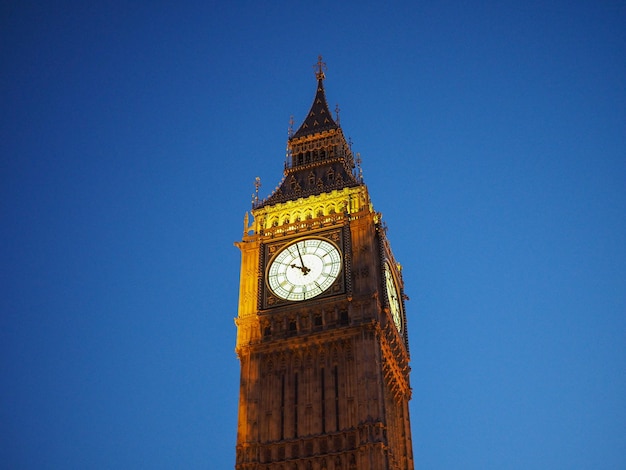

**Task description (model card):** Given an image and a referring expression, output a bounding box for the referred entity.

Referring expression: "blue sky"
[1,1,625,468]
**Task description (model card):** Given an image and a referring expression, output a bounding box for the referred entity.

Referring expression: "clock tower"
[235,58,414,469]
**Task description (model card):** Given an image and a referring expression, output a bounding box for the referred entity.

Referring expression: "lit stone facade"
[235,59,414,469]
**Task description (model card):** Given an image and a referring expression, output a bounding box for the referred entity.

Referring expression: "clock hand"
[295,244,310,275]
[289,263,312,275]
[290,263,311,275]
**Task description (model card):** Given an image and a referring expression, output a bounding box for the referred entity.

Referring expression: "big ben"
[234,57,414,469]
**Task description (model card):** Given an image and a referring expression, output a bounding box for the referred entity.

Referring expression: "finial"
[288,115,294,138]
[314,55,326,80]
[252,176,261,207]
[356,152,363,182]
[335,104,340,125]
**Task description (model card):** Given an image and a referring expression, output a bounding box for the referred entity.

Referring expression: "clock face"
[267,238,342,301]
[384,261,403,333]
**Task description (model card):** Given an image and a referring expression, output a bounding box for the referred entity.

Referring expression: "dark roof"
[256,157,360,208]
[291,78,338,139]
[253,61,362,210]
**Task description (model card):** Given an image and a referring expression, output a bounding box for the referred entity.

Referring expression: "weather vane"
[314,55,326,80]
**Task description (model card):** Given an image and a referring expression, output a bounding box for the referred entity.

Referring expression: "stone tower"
[235,57,414,469]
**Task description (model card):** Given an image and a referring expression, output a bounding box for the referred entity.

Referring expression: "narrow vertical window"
[294,372,299,438]
[321,367,326,433]
[334,365,340,431]
[280,374,285,440]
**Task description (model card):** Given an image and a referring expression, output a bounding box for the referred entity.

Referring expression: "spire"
[254,57,360,209]
[291,55,339,139]
[315,55,326,80]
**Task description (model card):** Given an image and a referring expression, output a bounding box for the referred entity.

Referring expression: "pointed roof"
[291,57,338,139]
[253,57,361,209]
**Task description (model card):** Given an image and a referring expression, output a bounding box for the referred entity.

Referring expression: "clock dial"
[267,238,342,301]
[384,261,403,333]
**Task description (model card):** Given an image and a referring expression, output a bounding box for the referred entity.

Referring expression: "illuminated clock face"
[267,238,342,301]
[384,261,403,333]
